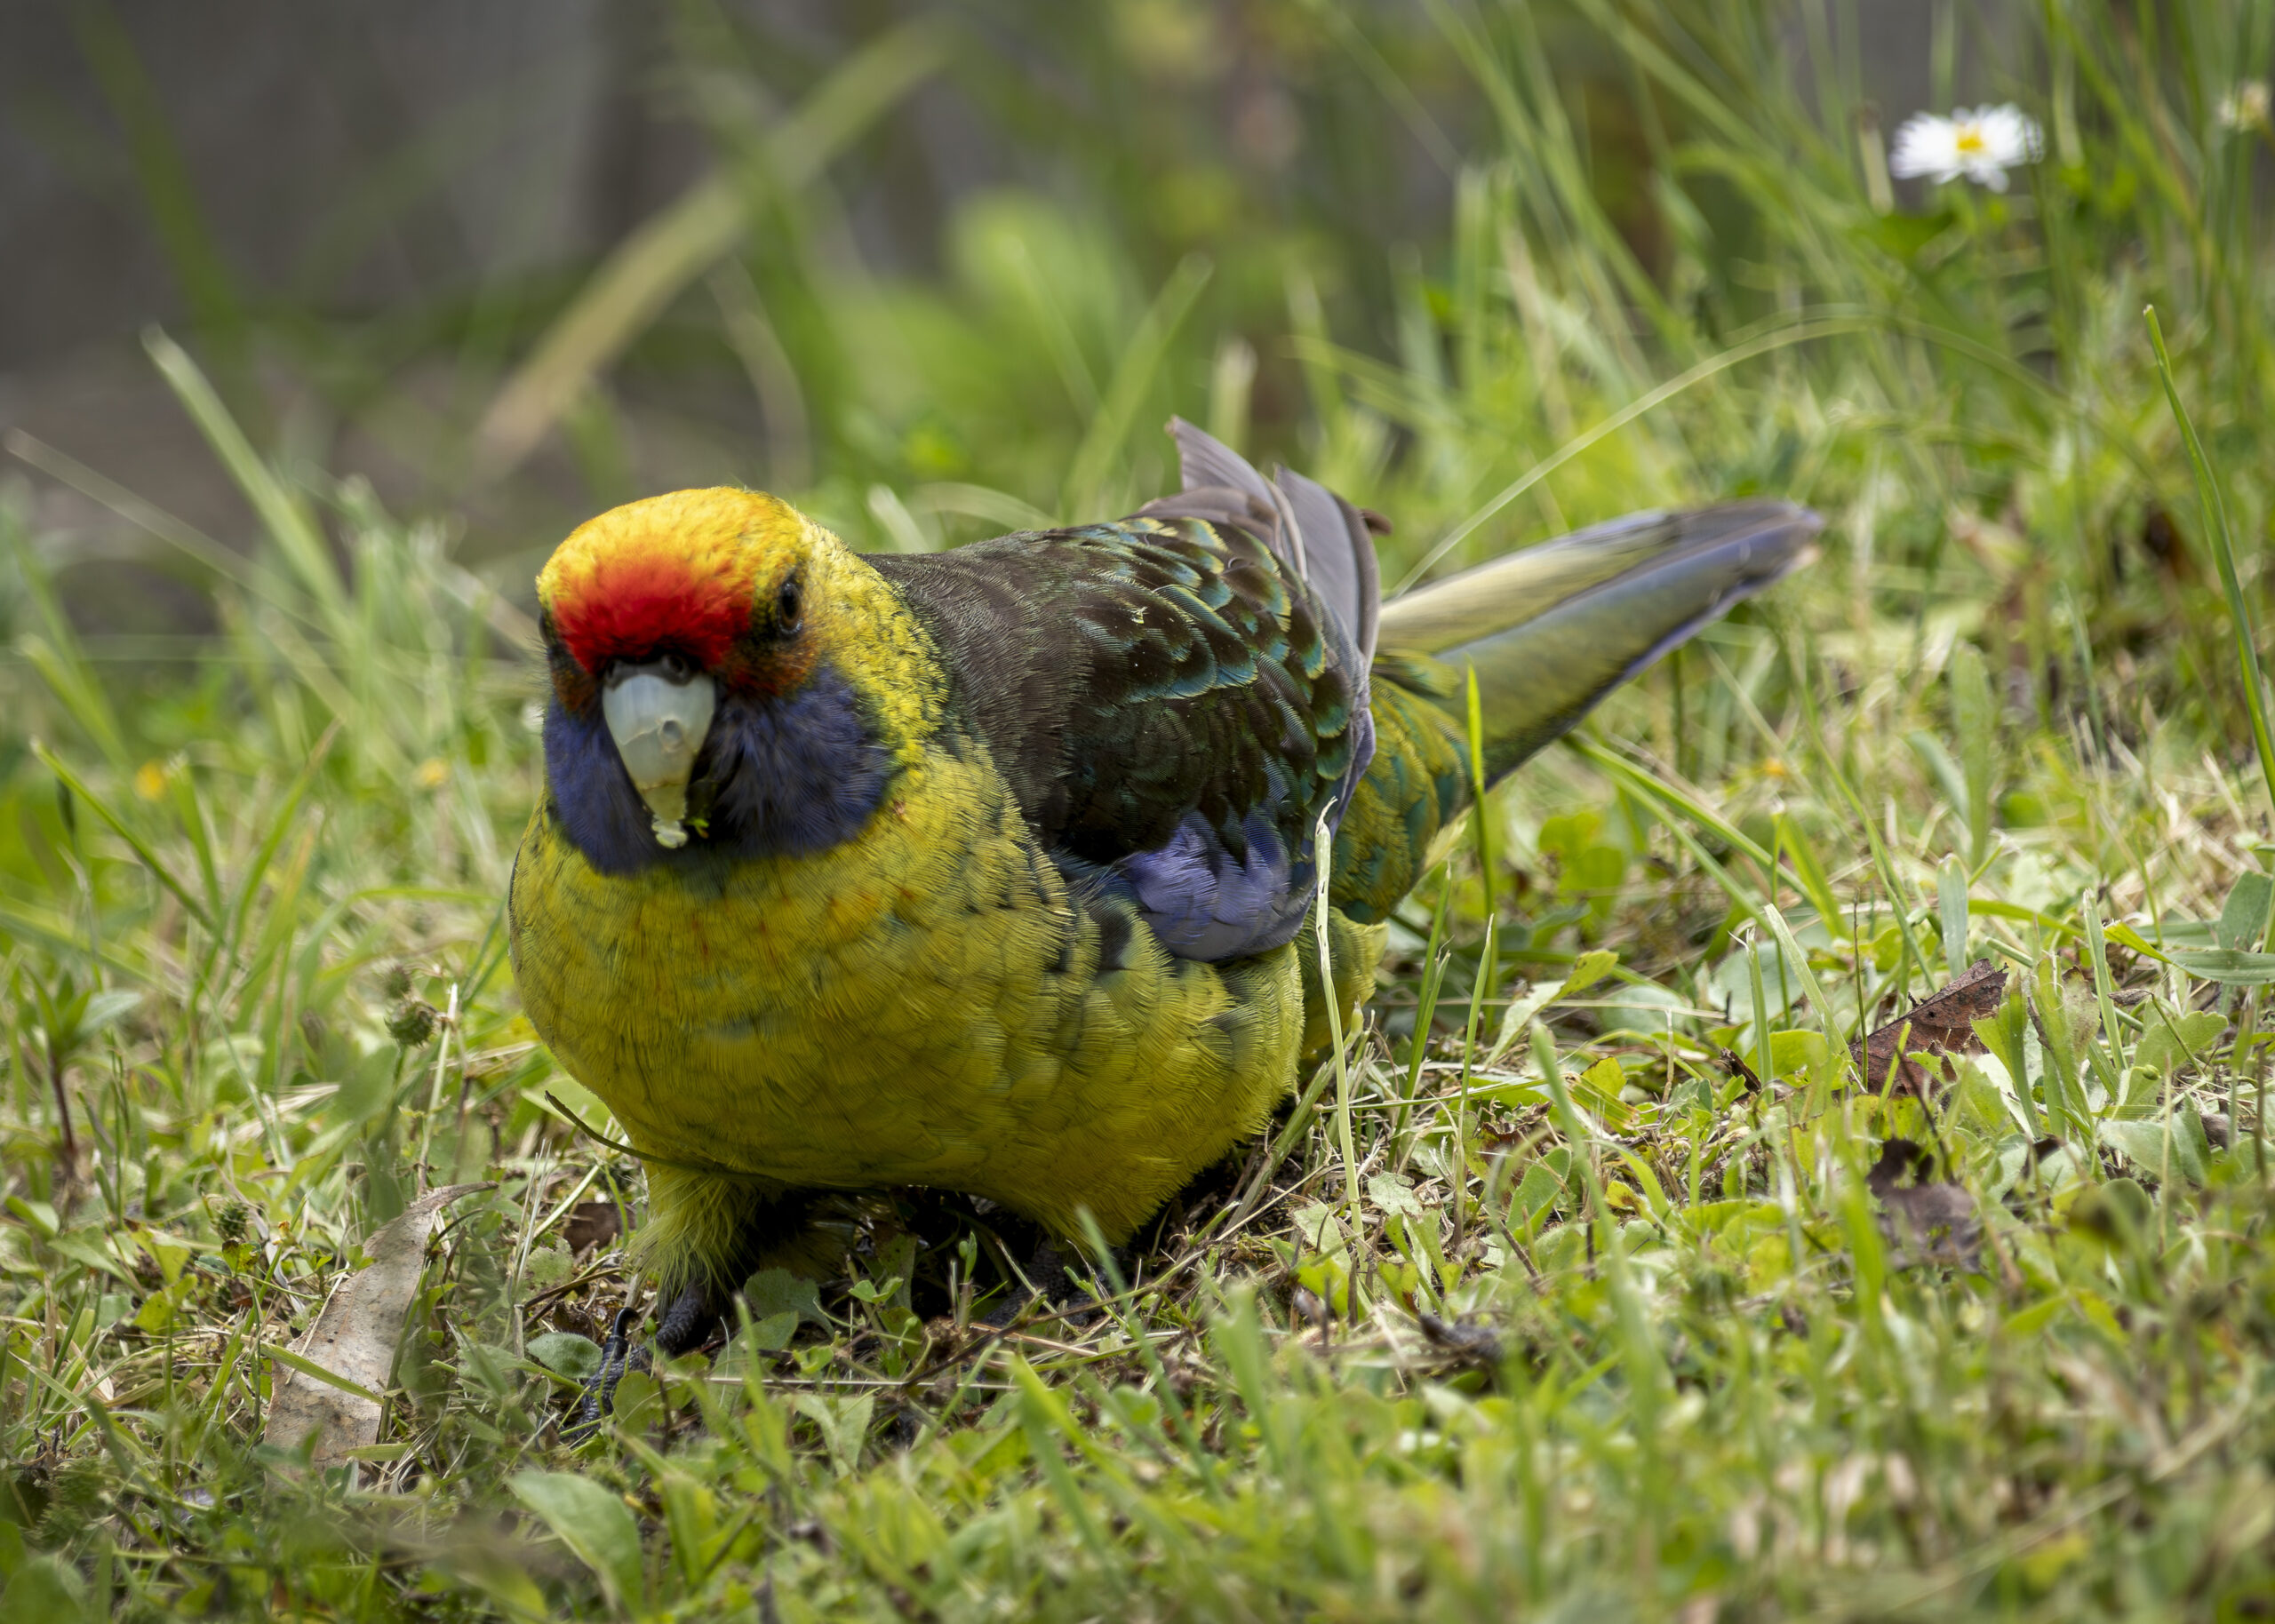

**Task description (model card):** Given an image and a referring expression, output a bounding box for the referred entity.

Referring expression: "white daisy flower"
[2218,81,2271,132]
[1888,104,2045,192]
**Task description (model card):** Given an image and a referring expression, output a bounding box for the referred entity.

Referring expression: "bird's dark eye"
[778,579,802,631]
[657,651,694,684]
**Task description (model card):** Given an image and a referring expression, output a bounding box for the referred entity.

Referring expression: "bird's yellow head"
[534,488,933,872]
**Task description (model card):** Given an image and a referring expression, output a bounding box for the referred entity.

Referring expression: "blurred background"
[1,0,2028,638]
[4,0,2271,875]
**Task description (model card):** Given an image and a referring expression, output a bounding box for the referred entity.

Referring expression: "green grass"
[10,1,2275,1617]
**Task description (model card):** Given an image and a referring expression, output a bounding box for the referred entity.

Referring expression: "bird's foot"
[564,1305,651,1444]
[563,1283,718,1443]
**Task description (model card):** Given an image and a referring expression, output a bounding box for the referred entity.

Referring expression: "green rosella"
[509,420,1816,1355]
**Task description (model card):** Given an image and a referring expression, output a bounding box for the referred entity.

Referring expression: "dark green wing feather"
[869,513,1369,959]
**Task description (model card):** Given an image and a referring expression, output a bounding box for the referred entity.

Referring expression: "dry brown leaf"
[563,1198,628,1256]
[1848,959,2008,1094]
[264,1182,489,1474]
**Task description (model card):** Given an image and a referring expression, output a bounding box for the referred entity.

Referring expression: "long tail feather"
[1377,501,1821,782]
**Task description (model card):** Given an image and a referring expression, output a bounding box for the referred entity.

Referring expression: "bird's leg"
[977,1232,1125,1328]
[565,1186,820,1439]
[654,1278,722,1356]
[1029,1238,1073,1306]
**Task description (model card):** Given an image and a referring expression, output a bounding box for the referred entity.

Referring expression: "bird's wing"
[1136,418,1382,663]
[872,501,1371,963]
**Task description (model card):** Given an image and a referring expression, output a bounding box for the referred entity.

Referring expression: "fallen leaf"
[1720,1047,1763,1094]
[263,1182,489,1474]
[1864,1139,1980,1268]
[1849,959,2008,1094]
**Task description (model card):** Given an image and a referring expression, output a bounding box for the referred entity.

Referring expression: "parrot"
[508,419,1817,1372]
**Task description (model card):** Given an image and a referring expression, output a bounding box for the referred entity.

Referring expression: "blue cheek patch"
[543,703,662,874]
[703,671,891,856]
[543,666,890,874]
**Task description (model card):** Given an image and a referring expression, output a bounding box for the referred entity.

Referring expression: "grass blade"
[473,21,949,478]
[2145,306,2275,839]
[30,743,212,933]
[1060,254,1212,519]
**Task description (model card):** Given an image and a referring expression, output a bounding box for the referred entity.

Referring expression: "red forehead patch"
[538,490,781,675]
[547,551,752,673]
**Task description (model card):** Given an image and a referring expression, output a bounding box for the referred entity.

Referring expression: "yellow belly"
[507,740,1304,1241]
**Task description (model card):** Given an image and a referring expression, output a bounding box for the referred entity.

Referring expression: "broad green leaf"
[2101,1114,2210,1186]
[2172,948,2275,985]
[79,989,142,1033]
[2135,1010,2228,1079]
[2216,871,2273,951]
[1561,948,1618,995]
[1572,1055,1634,1128]
[522,1245,573,1295]
[1768,1030,1827,1079]
[6,1197,59,1238]
[2103,921,2170,963]
[1937,856,1970,982]
[0,1554,86,1624]
[137,1230,194,1286]
[508,1470,643,1609]
[744,1311,800,1352]
[611,1370,661,1436]
[1367,1173,1427,1217]
[745,1267,827,1327]
[1710,936,1802,1019]
[791,1391,876,1479]
[524,1333,603,1381]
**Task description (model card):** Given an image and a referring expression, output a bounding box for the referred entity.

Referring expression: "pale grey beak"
[602,663,716,848]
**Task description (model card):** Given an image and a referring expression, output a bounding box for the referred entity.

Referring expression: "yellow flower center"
[1954,124,1986,155]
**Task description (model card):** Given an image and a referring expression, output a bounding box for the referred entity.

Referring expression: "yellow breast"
[507,733,1305,1239]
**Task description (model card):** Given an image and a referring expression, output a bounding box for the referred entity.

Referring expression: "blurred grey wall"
[1,1,2003,376]
[0,0,699,371]
[0,0,2001,622]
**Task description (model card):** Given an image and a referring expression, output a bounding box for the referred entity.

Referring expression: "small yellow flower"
[413,758,450,790]
[134,760,168,800]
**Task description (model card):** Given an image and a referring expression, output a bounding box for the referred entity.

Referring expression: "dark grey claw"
[563,1282,722,1443]
[565,1305,650,1443]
